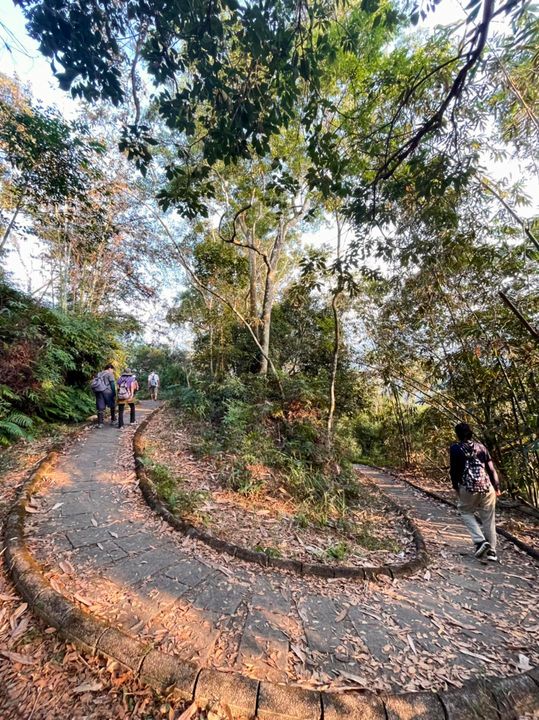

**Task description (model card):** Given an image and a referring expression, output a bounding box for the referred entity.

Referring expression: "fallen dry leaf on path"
[518,654,532,671]
[74,593,93,606]
[9,603,28,628]
[72,681,103,693]
[178,701,200,720]
[0,648,35,665]
[458,648,496,663]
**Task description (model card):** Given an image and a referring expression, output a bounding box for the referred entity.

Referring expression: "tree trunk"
[208,297,214,377]
[209,324,214,377]
[499,291,539,343]
[259,286,273,376]
[391,383,411,464]
[259,221,286,375]
[248,245,259,333]
[326,211,345,450]
[326,289,342,451]
[0,191,25,251]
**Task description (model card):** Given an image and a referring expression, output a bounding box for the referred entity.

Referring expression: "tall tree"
[0,73,95,251]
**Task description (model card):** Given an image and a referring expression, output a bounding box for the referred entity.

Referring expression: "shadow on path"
[24,403,539,693]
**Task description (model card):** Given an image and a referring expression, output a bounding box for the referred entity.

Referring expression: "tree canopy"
[15,0,533,220]
[0,0,537,507]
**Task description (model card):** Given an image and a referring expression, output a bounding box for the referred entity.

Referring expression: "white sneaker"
[474,541,490,558]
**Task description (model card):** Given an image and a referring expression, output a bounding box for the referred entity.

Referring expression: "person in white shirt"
[147,371,160,401]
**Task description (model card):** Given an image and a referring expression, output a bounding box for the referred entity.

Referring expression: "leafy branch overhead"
[15,0,530,218]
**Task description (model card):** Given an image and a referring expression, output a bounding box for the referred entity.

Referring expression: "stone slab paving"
[23,403,539,694]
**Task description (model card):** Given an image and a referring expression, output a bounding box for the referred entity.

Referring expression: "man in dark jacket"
[93,364,116,427]
[450,422,500,561]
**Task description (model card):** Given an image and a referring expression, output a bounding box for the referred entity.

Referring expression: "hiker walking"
[450,422,501,562]
[91,364,116,428]
[147,370,160,401]
[116,368,139,428]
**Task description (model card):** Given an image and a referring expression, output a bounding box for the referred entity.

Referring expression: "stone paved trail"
[25,402,539,693]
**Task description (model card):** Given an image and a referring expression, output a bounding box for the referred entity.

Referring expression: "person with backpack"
[116,368,139,428]
[147,370,160,401]
[91,364,116,428]
[450,422,501,561]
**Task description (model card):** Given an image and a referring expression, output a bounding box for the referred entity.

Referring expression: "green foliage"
[352,524,400,553]
[221,399,258,446]
[0,75,97,207]
[143,456,206,516]
[18,0,337,197]
[170,371,364,518]
[171,386,211,419]
[0,282,122,439]
[193,237,249,287]
[129,344,191,399]
[356,219,539,505]
[326,541,348,561]
[294,512,309,529]
[18,0,527,225]
[254,544,282,559]
[226,460,266,496]
[0,384,33,445]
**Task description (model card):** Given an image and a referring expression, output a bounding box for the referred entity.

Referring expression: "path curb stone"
[3,408,539,719]
[134,410,429,581]
[384,691,446,720]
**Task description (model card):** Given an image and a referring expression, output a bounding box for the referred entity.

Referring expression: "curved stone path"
[22,401,539,697]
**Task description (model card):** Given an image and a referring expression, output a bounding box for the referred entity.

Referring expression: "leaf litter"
[145,409,414,568]
[5,406,539,711]
[0,425,191,719]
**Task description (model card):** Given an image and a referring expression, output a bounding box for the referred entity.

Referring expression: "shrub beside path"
[6,401,539,718]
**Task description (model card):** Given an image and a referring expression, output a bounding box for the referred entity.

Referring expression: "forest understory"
[144,407,416,568]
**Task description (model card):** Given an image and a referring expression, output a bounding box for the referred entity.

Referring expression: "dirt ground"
[145,408,416,568]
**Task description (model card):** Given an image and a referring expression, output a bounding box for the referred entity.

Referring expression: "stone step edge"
[134,408,429,581]
[376,465,539,562]
[2,410,537,719]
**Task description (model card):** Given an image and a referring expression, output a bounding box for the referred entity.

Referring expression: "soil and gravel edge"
[134,408,429,581]
[2,408,538,719]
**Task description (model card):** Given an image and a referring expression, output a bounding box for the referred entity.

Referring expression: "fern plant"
[0,281,124,443]
[0,385,33,446]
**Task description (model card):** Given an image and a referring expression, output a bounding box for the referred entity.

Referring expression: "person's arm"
[449,444,464,492]
[484,449,500,492]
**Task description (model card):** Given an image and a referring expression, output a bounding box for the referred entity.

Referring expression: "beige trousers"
[457,487,497,551]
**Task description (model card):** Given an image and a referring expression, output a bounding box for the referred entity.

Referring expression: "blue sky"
[0,3,79,114]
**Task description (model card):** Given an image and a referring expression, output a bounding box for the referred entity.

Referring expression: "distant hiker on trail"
[116,368,139,429]
[147,370,160,401]
[90,364,116,428]
[450,422,501,562]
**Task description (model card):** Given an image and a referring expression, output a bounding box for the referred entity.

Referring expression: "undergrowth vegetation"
[141,453,207,517]
[169,373,367,526]
[0,282,124,445]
